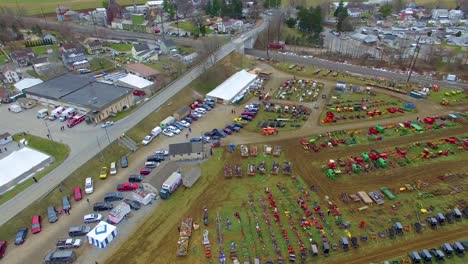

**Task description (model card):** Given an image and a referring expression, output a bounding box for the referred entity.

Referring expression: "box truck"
[160,116,175,128]
[159,172,182,199]
[49,107,64,120]
[108,202,131,224]
[151,126,162,136]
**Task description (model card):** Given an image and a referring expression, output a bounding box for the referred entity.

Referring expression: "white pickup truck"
[56,238,82,250]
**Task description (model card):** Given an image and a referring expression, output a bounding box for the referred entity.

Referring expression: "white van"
[151,126,162,137]
[37,109,49,119]
[59,108,77,122]
[49,106,65,121]
[110,162,117,175]
[84,177,94,194]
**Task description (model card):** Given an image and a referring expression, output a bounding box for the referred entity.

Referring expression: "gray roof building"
[133,43,150,53]
[169,141,203,156]
[23,73,133,111]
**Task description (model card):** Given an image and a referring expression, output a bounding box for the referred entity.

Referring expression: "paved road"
[245,49,468,90]
[0,17,268,226]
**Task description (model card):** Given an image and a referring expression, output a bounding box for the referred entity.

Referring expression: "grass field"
[171,21,214,35]
[0,134,70,206]
[109,43,132,52]
[0,54,8,65]
[89,58,114,72]
[427,88,468,106]
[0,0,147,15]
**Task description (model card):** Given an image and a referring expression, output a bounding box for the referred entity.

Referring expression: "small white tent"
[87,221,117,249]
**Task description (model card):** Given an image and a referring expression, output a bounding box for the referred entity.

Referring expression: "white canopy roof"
[206,70,257,102]
[87,221,117,242]
[118,73,153,89]
[0,147,50,187]
[14,78,43,92]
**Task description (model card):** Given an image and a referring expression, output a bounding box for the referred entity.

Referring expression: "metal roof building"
[206,70,257,104]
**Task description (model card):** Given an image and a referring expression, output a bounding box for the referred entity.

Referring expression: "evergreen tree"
[334,1,349,32]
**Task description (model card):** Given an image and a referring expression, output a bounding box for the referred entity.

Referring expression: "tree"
[455,31,462,37]
[264,0,281,9]
[231,0,243,19]
[175,0,193,18]
[102,0,109,8]
[286,18,296,28]
[334,1,349,32]
[379,4,393,18]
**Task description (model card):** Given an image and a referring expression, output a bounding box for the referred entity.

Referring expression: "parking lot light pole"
[44,120,53,141]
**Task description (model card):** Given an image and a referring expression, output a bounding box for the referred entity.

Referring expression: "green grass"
[26,69,41,78]
[427,88,468,106]
[172,21,214,35]
[0,54,7,65]
[109,43,132,52]
[89,58,114,72]
[31,45,47,55]
[108,104,138,122]
[0,134,70,206]
[0,0,147,15]
[179,46,194,54]
[0,142,128,242]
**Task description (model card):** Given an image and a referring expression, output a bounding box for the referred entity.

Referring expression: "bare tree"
[196,37,223,79]
[175,0,194,18]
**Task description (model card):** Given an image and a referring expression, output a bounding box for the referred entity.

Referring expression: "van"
[151,126,162,136]
[62,196,71,211]
[44,250,76,264]
[110,162,117,175]
[49,106,64,121]
[59,107,76,122]
[47,206,58,223]
[104,192,124,202]
[37,109,49,119]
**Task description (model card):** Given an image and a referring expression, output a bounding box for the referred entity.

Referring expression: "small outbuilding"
[86,221,117,249]
[0,132,13,145]
[169,141,204,161]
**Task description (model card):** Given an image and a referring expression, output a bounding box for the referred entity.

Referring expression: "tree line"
[205,0,243,19]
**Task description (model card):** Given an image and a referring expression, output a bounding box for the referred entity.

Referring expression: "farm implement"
[240,145,249,157]
[176,218,193,257]
[225,164,233,178]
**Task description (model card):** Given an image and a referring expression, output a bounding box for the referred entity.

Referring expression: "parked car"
[84,177,94,194]
[183,117,193,123]
[155,150,169,156]
[99,167,108,179]
[0,241,7,258]
[178,120,190,127]
[233,117,247,123]
[223,128,233,135]
[144,161,159,168]
[227,124,241,132]
[123,199,141,210]
[213,129,226,138]
[68,226,90,237]
[241,111,256,117]
[190,137,202,142]
[104,192,124,202]
[93,202,113,212]
[14,228,28,245]
[189,114,199,121]
[73,187,82,201]
[47,206,58,223]
[62,196,71,211]
[31,215,41,234]
[162,129,174,137]
[129,175,144,183]
[240,115,253,121]
[195,108,207,114]
[110,162,117,175]
[147,155,165,162]
[117,182,139,191]
[191,111,202,118]
[120,155,128,168]
[83,214,103,224]
[45,250,77,264]
[140,167,151,175]
[142,134,155,145]
[167,126,181,134]
[101,121,114,128]
[56,238,82,250]
[200,104,212,111]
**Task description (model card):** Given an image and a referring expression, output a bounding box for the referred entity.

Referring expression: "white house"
[111,19,123,30]
[217,19,244,33]
[432,9,449,19]
[1,65,20,84]
[449,10,464,20]
[131,44,158,62]
[347,8,364,18]
[87,221,117,248]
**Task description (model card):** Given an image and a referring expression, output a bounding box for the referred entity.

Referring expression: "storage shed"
[86,221,117,248]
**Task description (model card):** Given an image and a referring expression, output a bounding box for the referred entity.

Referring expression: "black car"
[233,122,243,128]
[240,115,252,121]
[104,192,124,202]
[93,202,113,211]
[123,199,141,210]
[226,125,240,132]
[204,131,215,137]
[129,175,144,183]
[120,155,128,168]
[147,155,165,162]
[183,117,193,123]
[14,227,28,245]
[200,104,212,111]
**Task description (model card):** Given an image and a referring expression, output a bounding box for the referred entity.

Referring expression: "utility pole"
[407,36,421,83]
[96,136,105,161]
[44,120,53,141]
[41,8,48,27]
[104,126,111,144]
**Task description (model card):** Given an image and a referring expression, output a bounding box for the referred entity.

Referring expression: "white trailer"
[160,116,175,128]
[59,107,77,121]
[132,189,156,205]
[108,202,131,224]
[159,172,182,199]
[151,126,162,136]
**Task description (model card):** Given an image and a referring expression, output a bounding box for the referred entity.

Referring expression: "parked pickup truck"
[117,182,139,191]
[56,238,82,250]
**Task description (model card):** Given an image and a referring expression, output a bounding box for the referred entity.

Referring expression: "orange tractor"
[262,127,279,135]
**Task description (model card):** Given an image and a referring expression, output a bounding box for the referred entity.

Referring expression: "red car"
[31,215,41,234]
[0,240,7,258]
[73,187,83,201]
[117,182,139,191]
[140,168,151,175]
[241,111,256,117]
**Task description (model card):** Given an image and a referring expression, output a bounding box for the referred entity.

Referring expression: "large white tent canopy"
[206,70,257,102]
[0,147,50,187]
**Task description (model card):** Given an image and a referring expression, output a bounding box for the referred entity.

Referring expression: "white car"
[84,177,93,194]
[195,108,207,114]
[141,135,155,145]
[167,126,181,134]
[155,150,169,156]
[191,111,202,118]
[83,214,103,224]
[177,120,190,127]
[101,121,114,128]
[162,129,174,137]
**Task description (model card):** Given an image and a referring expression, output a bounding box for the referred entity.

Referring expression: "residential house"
[350,32,378,44]
[42,33,57,43]
[348,8,364,18]
[10,48,35,67]
[449,10,464,20]
[146,1,164,8]
[32,57,51,76]
[90,7,108,26]
[63,10,80,21]
[382,34,400,48]
[1,65,20,84]
[60,43,80,53]
[217,19,244,33]
[160,39,177,54]
[85,39,104,54]
[432,9,449,19]
[125,63,161,81]
[111,18,124,29]
[124,5,148,16]
[168,141,204,161]
[131,44,158,62]
[62,50,89,70]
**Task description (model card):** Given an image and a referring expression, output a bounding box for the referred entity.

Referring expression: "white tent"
[117,73,154,89]
[206,70,257,104]
[87,221,117,248]
[14,78,43,92]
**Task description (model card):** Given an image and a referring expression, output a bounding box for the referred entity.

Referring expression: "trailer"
[380,187,396,200]
[160,172,183,199]
[108,202,131,224]
[132,189,156,205]
[357,191,373,204]
[368,191,385,205]
[160,116,176,128]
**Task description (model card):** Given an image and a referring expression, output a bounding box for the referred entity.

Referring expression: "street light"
[44,120,52,141]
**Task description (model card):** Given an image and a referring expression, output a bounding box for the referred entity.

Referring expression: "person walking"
[86,198,90,204]
[32,177,38,183]
[188,127,192,133]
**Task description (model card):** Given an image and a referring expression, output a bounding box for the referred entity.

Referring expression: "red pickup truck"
[116,182,138,191]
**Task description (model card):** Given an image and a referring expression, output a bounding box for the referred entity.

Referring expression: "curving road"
[245,49,468,90]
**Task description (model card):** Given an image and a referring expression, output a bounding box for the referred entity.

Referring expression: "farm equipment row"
[224,162,292,178]
[275,78,322,102]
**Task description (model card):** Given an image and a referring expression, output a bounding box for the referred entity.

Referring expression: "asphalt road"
[245,49,468,90]
[0,18,268,226]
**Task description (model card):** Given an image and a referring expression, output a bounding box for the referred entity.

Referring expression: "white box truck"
[108,202,131,224]
[132,189,156,205]
[49,107,64,120]
[150,126,162,137]
[59,107,77,122]
[160,116,175,128]
[159,172,182,199]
